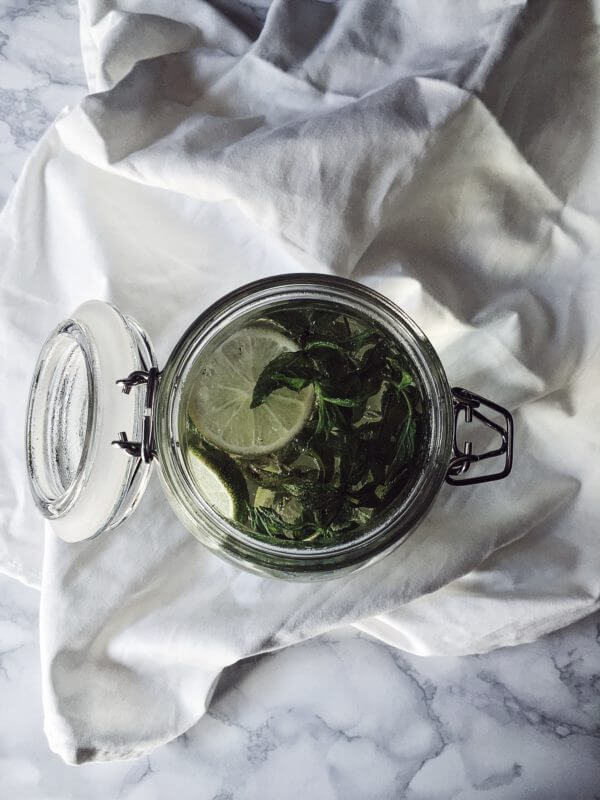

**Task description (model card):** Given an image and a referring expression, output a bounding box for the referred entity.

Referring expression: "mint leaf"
[250,351,321,408]
[225,309,425,549]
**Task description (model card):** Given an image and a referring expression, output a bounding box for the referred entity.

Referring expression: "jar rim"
[25,319,99,520]
[155,274,454,579]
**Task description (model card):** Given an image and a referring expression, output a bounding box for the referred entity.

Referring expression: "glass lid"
[25,300,156,543]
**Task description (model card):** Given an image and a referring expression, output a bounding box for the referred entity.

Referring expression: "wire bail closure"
[111,367,160,463]
[446,387,513,486]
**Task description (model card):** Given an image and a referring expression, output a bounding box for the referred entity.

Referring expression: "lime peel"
[187,445,249,522]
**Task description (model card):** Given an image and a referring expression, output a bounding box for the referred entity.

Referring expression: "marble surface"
[1,1,600,798]
[2,571,600,799]
[0,0,86,206]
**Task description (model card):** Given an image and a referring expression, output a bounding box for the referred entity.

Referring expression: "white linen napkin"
[1,0,599,764]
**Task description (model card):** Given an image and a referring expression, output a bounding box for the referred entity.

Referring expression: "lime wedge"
[187,446,248,521]
[188,326,314,455]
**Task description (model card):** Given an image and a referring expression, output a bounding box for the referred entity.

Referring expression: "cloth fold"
[1,0,599,764]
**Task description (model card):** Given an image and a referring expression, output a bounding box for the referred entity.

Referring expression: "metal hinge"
[111,367,161,464]
[446,387,513,486]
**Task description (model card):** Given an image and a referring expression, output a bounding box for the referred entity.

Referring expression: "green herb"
[237,308,423,546]
[184,305,423,547]
[250,351,320,408]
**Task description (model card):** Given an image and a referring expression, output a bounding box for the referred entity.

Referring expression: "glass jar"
[25,274,513,580]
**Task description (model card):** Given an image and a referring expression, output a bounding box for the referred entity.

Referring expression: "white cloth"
[1,0,599,764]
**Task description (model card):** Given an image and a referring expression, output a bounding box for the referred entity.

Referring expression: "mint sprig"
[239,312,423,545]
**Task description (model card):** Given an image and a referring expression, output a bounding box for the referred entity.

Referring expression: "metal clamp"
[111,367,160,463]
[446,387,513,486]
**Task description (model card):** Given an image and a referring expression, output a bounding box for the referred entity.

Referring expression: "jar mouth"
[156,274,453,578]
[25,320,99,519]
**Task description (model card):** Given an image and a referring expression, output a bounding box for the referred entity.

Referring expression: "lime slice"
[188,326,314,455]
[187,446,248,521]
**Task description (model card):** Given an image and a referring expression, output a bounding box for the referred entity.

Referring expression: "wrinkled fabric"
[1,0,599,764]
